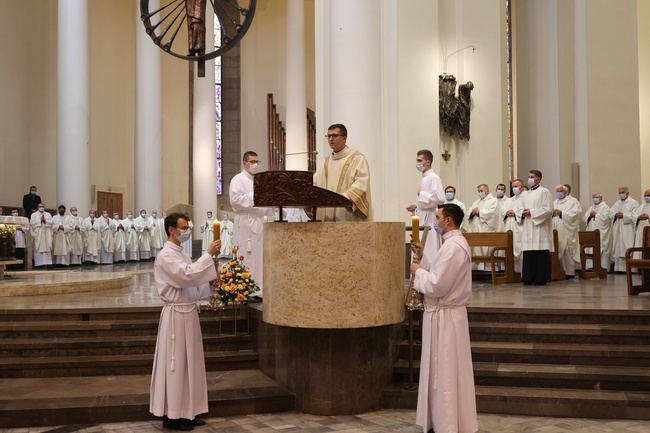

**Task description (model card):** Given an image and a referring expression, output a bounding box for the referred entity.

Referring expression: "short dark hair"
[439,203,464,228]
[58,205,66,211]
[328,124,347,136]
[529,169,543,179]
[497,183,506,189]
[164,213,189,237]
[243,151,258,162]
[417,149,434,163]
[445,185,457,193]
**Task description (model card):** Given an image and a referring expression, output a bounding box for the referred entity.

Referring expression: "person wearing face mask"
[494,183,510,231]
[22,185,42,219]
[230,151,275,300]
[149,210,166,258]
[582,193,613,270]
[112,212,127,262]
[97,210,115,265]
[135,210,153,260]
[409,203,478,433]
[463,184,499,270]
[10,209,29,269]
[123,211,140,261]
[552,185,581,279]
[83,210,101,264]
[182,214,194,257]
[219,213,234,258]
[443,186,467,218]
[609,186,639,272]
[51,205,71,266]
[632,189,650,261]
[501,179,527,273]
[68,207,85,265]
[520,169,553,285]
[149,213,221,431]
[313,124,372,221]
[200,211,215,256]
[29,202,53,268]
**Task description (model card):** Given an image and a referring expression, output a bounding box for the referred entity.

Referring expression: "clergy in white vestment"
[123,212,140,261]
[219,213,235,257]
[501,179,527,273]
[149,210,166,257]
[463,184,499,269]
[29,203,53,267]
[313,124,372,221]
[10,210,29,269]
[149,213,220,431]
[583,193,613,270]
[609,186,639,272]
[410,204,478,433]
[51,205,71,266]
[112,212,127,262]
[406,150,446,262]
[230,151,274,297]
[282,208,310,223]
[632,189,650,260]
[182,217,194,257]
[552,185,582,278]
[443,186,467,231]
[83,210,101,263]
[520,170,553,285]
[135,210,153,260]
[97,210,114,264]
[68,207,85,265]
[495,183,511,231]
[200,211,215,255]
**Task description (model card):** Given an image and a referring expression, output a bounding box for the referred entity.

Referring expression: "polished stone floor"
[2,265,650,432]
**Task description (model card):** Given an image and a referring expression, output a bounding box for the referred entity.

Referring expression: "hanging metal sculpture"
[439,74,474,141]
[140,0,256,77]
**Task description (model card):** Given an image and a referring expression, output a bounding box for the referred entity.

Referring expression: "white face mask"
[592,198,600,205]
[128,215,133,220]
[556,192,565,200]
[249,163,259,174]
[38,207,45,212]
[141,212,146,218]
[433,218,446,236]
[645,196,650,204]
[175,228,192,243]
[89,213,95,218]
[512,187,520,196]
[12,212,19,217]
[528,178,536,187]
[71,211,78,216]
[415,163,425,173]
[496,190,505,198]
[478,192,486,200]
[619,193,627,201]
[103,213,109,218]
[152,213,157,218]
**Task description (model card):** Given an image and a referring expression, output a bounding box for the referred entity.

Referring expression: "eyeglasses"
[325,134,343,139]
[246,160,260,164]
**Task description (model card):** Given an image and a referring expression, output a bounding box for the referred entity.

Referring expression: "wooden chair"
[550,229,566,281]
[625,226,650,295]
[579,229,608,279]
[463,231,521,284]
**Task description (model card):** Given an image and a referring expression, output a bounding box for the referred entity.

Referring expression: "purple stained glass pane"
[216,84,221,103]
[216,103,222,122]
[216,139,222,159]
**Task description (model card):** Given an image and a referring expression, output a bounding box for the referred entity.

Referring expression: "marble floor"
[2,265,650,432]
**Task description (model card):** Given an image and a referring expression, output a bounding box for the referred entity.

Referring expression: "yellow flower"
[242,272,250,279]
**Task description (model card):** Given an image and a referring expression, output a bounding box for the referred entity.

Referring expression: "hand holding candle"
[411,216,420,243]
[213,219,220,242]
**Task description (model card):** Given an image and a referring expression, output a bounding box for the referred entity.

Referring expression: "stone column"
[285,0,308,170]
[57,0,90,212]
[135,0,162,212]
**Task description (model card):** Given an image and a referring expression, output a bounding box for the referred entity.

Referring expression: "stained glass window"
[214,17,223,195]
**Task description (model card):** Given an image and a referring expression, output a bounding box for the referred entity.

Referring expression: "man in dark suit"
[22,185,42,218]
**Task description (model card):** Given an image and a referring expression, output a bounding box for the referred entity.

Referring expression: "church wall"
[638,0,650,191]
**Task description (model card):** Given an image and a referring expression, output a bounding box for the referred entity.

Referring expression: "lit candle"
[213,220,220,242]
[411,216,420,243]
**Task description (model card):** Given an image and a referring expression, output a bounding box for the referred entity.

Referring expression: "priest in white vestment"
[112,212,127,262]
[582,193,613,270]
[150,213,220,431]
[68,207,85,265]
[410,204,478,433]
[521,170,554,285]
[123,212,140,261]
[30,204,53,267]
[219,213,235,257]
[230,151,274,298]
[83,210,101,263]
[313,124,372,221]
[463,184,499,269]
[501,179,527,272]
[552,185,581,278]
[494,183,510,231]
[633,189,650,260]
[182,217,194,257]
[149,210,166,257]
[97,210,114,264]
[135,210,153,260]
[609,187,639,272]
[443,186,467,215]
[200,211,215,255]
[52,205,71,266]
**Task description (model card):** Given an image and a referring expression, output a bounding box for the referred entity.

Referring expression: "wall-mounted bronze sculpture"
[439,74,474,141]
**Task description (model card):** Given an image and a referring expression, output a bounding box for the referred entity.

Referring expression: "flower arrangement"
[211,247,259,307]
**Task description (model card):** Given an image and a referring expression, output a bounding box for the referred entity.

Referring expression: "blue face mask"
[645,196,650,204]
[592,198,600,205]
[445,192,454,201]
[619,193,627,201]
[433,219,445,236]
[478,192,486,200]
[556,192,565,200]
[496,190,504,198]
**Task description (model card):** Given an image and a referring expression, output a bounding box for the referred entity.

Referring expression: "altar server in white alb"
[609,186,639,272]
[83,210,101,263]
[410,204,478,433]
[149,210,166,257]
[501,179,527,272]
[521,170,554,285]
[150,213,220,431]
[97,210,114,264]
[112,212,127,262]
[200,211,215,255]
[52,205,71,266]
[230,151,274,298]
[68,207,85,265]
[552,185,582,278]
[633,189,650,260]
[582,193,613,270]
[135,210,153,260]
[30,203,53,267]
[123,211,140,261]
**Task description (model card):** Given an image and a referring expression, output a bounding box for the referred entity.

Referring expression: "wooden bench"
[463,231,521,284]
[550,229,566,281]
[625,225,650,296]
[579,229,608,280]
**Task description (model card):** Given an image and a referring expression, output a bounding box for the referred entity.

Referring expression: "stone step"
[468,307,650,326]
[0,333,253,358]
[381,384,650,420]
[0,369,295,428]
[0,350,258,379]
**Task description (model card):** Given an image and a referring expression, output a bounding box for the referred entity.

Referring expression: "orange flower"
[241,272,250,279]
